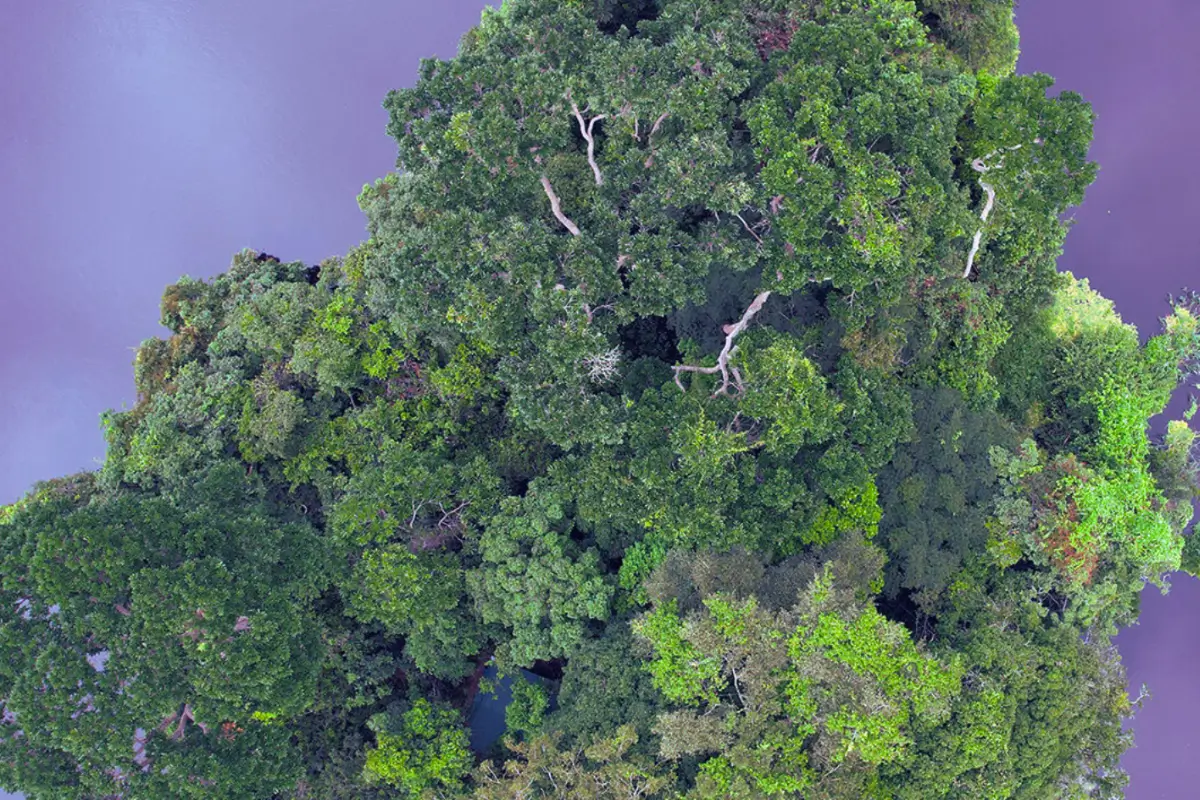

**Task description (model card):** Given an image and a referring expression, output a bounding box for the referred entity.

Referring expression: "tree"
[917,0,1020,75]
[876,387,1017,610]
[543,622,663,752]
[363,699,473,796]
[344,545,485,680]
[633,549,961,797]
[468,482,614,665]
[473,726,675,799]
[0,464,328,798]
[3,2,1187,797]
[749,0,976,324]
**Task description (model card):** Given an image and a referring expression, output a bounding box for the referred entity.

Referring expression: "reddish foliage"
[218,721,244,742]
[751,12,800,61]
[385,359,427,400]
[1030,455,1100,585]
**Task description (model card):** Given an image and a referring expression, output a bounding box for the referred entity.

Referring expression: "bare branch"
[730,664,749,709]
[540,175,582,236]
[583,346,622,383]
[734,212,764,245]
[408,499,428,528]
[583,302,615,324]
[673,291,772,397]
[963,165,996,278]
[649,111,669,141]
[571,101,606,186]
[438,500,470,528]
[963,142,1038,278]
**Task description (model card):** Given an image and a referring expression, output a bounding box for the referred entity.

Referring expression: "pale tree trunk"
[963,141,1040,278]
[540,175,582,236]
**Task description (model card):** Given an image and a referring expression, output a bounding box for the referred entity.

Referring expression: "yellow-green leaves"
[633,598,726,706]
[737,333,841,455]
[364,699,473,795]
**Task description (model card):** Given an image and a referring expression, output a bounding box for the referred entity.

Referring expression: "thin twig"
[644,111,669,168]
[734,212,764,245]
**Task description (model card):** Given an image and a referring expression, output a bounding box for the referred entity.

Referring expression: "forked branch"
[673,291,772,397]
[644,111,669,168]
[571,101,606,186]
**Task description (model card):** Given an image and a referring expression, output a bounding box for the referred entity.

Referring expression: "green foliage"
[633,598,726,706]
[363,699,473,795]
[469,482,614,665]
[737,331,841,455]
[346,545,484,680]
[634,561,962,795]
[472,726,674,799]
[0,464,325,797]
[918,0,1020,75]
[749,0,975,322]
[505,679,550,739]
[6,2,1195,798]
[544,622,662,749]
[877,387,1017,605]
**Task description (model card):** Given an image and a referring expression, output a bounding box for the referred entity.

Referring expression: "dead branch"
[963,157,998,279]
[963,141,1040,278]
[583,302,615,324]
[173,704,194,741]
[409,499,428,528]
[673,290,772,397]
[437,500,470,528]
[571,101,606,186]
[649,111,669,142]
[157,702,196,742]
[734,212,764,246]
[540,175,582,236]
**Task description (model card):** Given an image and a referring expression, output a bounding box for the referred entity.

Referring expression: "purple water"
[1,2,1196,797]
[0,0,491,507]
[1017,5,1200,795]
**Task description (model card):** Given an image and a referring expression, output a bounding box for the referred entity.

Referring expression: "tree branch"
[649,111,669,141]
[673,291,772,397]
[644,111,669,168]
[963,142,1039,278]
[734,212,764,246]
[571,101,606,186]
[540,175,582,236]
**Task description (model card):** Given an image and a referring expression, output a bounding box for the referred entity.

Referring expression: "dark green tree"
[5,2,1194,798]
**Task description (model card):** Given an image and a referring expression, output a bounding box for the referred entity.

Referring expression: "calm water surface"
[1,2,1197,798]
[1018,4,1200,796]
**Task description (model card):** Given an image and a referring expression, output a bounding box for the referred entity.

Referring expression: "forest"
[4,0,1200,797]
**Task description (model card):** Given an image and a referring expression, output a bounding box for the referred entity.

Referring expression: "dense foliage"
[4,1,1199,797]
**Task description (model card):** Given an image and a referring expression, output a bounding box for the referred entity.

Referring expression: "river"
[0,2,1196,797]
[1017,3,1200,796]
